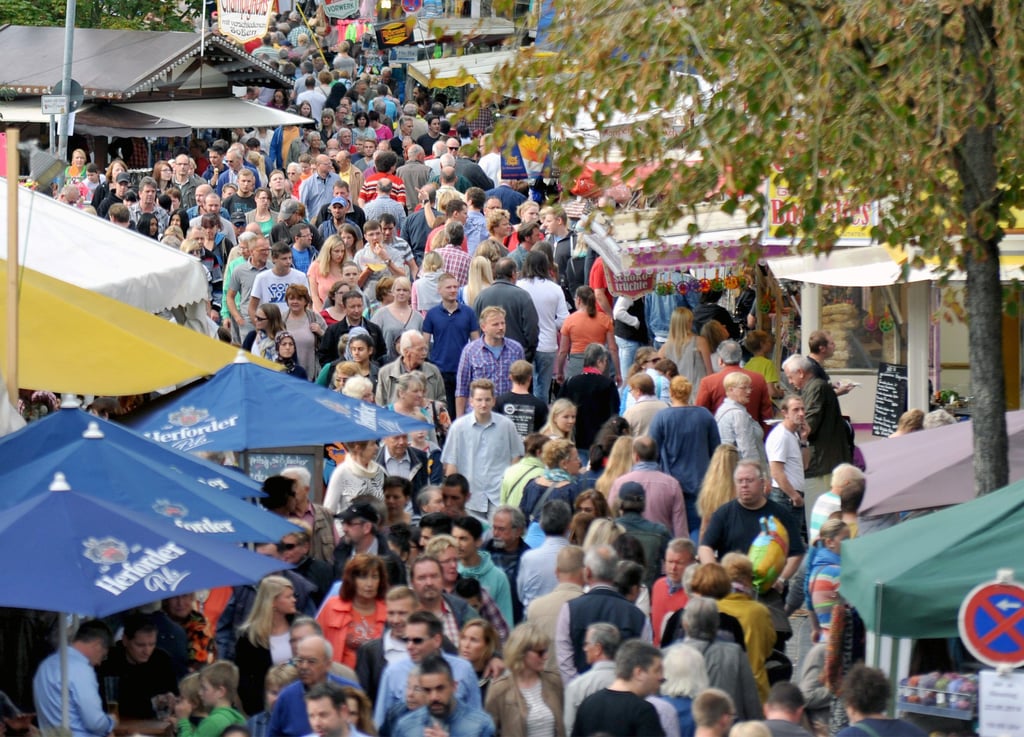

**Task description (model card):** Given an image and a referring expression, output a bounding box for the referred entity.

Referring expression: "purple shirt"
[455,337,525,399]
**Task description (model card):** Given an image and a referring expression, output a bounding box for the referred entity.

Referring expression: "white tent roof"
[1,177,209,313]
[117,98,313,129]
[407,50,515,90]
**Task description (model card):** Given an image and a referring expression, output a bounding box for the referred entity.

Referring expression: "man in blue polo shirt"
[423,273,480,415]
[267,635,360,737]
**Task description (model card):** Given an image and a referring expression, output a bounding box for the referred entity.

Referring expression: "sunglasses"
[401,636,428,645]
[277,542,300,551]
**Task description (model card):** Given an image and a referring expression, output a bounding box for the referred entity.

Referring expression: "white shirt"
[766,423,805,492]
[518,277,569,353]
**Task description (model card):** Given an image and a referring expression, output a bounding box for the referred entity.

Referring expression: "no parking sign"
[959,570,1024,669]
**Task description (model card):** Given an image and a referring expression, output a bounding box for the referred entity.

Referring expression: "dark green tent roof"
[840,481,1024,639]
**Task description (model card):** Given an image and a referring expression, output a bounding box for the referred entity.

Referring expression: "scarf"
[544,468,573,483]
[345,454,382,478]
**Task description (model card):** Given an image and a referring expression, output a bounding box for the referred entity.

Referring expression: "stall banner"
[609,271,655,299]
[766,167,874,241]
[324,0,360,19]
[216,0,276,43]
[374,18,417,47]
[500,132,551,180]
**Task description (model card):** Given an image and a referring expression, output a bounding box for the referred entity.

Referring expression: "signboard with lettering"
[766,170,874,241]
[216,0,276,43]
[374,18,417,47]
[388,47,419,65]
[980,670,1024,737]
[244,446,323,499]
[324,0,359,19]
[871,362,908,437]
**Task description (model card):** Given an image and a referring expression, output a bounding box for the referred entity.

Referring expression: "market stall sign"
[871,362,908,437]
[375,18,417,47]
[324,0,360,19]
[216,0,276,43]
[959,575,1024,669]
[766,170,874,242]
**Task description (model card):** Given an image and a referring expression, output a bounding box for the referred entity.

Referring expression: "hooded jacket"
[458,549,514,628]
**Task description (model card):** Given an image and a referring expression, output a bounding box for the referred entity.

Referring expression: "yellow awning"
[1,261,277,395]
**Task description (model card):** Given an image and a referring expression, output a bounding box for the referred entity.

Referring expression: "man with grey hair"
[396,144,431,213]
[682,598,762,721]
[281,466,336,563]
[563,623,621,734]
[695,339,774,431]
[699,459,805,592]
[268,634,361,737]
[416,485,445,519]
[375,330,446,406]
[783,353,852,522]
[555,544,651,685]
[483,504,530,623]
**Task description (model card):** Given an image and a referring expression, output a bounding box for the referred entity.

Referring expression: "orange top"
[316,596,387,669]
[561,310,613,354]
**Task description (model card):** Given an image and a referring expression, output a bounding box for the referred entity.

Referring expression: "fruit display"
[898,671,978,718]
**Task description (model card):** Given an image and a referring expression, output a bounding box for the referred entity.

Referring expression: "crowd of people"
[18,18,953,737]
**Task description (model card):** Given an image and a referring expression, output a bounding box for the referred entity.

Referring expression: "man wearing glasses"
[267,636,360,737]
[170,153,204,209]
[372,611,482,727]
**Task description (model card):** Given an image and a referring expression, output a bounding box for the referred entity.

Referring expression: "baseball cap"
[280,199,300,217]
[231,213,247,226]
[116,173,131,184]
[619,481,646,501]
[336,502,380,525]
[331,196,349,207]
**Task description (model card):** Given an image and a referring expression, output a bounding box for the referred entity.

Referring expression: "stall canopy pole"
[5,128,20,406]
[57,0,77,162]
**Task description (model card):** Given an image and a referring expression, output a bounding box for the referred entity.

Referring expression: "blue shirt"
[392,703,495,737]
[441,413,524,513]
[373,653,482,727]
[648,405,720,498]
[34,648,114,737]
[455,338,524,399]
[423,303,479,373]
[517,535,570,608]
[267,674,361,737]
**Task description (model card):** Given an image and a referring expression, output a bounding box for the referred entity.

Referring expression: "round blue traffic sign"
[959,580,1024,668]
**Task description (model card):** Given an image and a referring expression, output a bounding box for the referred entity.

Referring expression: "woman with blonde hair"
[235,576,296,715]
[331,360,362,392]
[539,398,577,442]
[701,320,730,372]
[594,435,634,496]
[697,444,740,536]
[324,439,385,520]
[411,251,445,314]
[519,438,584,531]
[484,622,565,737]
[372,275,423,363]
[660,307,713,395]
[581,517,623,550]
[309,235,348,312]
[461,255,493,307]
[719,552,777,703]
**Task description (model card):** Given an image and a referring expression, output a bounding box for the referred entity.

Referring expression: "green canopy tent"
[841,480,1024,640]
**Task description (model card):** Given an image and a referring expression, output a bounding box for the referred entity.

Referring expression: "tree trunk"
[957,4,1008,495]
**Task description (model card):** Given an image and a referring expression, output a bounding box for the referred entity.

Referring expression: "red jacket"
[316,597,387,669]
[695,365,775,433]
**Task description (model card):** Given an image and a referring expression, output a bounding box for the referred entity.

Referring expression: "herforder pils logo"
[83,536,191,596]
[169,407,209,427]
[144,406,239,452]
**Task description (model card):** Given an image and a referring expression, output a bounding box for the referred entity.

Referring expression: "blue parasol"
[126,353,431,452]
[0,419,297,542]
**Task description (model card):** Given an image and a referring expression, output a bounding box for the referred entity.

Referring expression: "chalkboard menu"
[872,362,908,437]
[243,446,324,499]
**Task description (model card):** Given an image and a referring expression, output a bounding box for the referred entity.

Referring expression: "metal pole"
[57,0,77,162]
[5,128,19,407]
